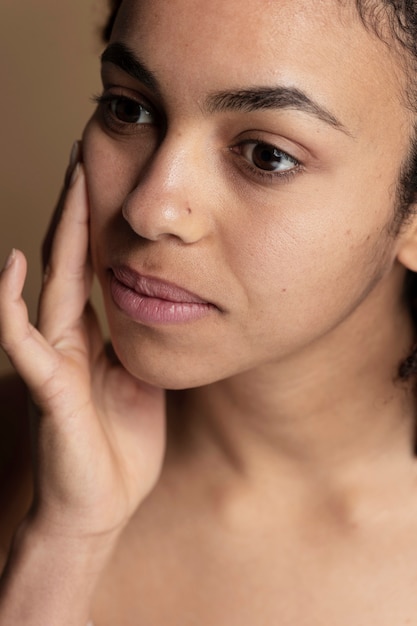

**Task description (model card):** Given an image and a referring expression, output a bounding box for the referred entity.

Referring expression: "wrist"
[0,514,119,626]
[13,511,120,574]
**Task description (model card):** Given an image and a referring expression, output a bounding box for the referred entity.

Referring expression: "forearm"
[0,518,116,626]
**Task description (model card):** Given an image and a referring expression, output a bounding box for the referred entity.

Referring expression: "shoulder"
[0,372,32,566]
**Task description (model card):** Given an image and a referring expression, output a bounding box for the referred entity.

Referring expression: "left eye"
[241,142,298,172]
[108,96,155,125]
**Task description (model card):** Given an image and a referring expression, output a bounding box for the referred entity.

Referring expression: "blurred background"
[0,0,110,374]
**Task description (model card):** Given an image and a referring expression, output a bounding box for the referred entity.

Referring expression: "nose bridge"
[122,129,211,243]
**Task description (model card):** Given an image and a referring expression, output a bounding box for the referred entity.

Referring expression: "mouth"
[109,265,218,325]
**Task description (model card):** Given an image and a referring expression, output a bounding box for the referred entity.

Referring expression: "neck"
[168,273,416,492]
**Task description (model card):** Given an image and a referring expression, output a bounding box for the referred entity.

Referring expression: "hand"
[0,148,166,542]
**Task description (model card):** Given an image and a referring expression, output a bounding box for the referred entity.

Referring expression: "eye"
[240,141,298,173]
[109,96,155,125]
[93,93,156,127]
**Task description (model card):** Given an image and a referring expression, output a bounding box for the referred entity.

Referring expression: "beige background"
[0,0,110,374]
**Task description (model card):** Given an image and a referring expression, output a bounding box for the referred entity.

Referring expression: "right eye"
[109,96,155,125]
[94,94,156,127]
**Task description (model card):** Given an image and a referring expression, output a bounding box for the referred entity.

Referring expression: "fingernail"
[69,162,81,187]
[65,140,82,187]
[70,140,81,166]
[3,248,16,271]
[43,264,51,283]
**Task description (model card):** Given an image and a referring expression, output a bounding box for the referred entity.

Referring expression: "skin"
[85,0,414,388]
[2,0,417,624]
[84,0,417,474]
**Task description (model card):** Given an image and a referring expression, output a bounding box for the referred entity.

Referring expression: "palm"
[0,166,166,539]
[92,350,166,527]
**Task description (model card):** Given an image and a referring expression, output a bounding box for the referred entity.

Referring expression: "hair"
[102,0,122,42]
[102,0,417,379]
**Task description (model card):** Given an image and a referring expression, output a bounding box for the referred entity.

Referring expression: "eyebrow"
[101,42,352,136]
[205,88,350,135]
[101,42,160,93]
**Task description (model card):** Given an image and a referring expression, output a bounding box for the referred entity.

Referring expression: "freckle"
[345,229,352,236]
[282,288,287,293]
[186,207,192,215]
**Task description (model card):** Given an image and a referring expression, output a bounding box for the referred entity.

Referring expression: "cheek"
[82,120,152,269]
[82,118,158,222]
[225,186,395,346]
[83,121,136,214]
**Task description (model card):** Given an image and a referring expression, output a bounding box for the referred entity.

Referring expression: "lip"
[109,265,218,325]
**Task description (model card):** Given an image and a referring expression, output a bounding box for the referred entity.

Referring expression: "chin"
[108,334,227,390]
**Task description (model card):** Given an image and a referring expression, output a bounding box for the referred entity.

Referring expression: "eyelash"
[231,139,302,184]
[92,92,157,131]
[93,93,303,184]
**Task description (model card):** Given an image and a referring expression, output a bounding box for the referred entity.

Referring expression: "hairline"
[104,0,417,228]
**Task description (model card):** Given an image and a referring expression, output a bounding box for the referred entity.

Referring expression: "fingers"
[0,146,101,410]
[38,163,93,346]
[41,141,83,270]
[0,249,60,394]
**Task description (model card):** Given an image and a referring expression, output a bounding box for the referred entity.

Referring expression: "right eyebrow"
[101,42,161,94]
[101,42,353,138]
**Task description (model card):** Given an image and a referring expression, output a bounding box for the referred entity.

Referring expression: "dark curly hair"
[102,0,417,378]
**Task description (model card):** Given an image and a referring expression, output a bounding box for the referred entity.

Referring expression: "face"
[83,0,415,389]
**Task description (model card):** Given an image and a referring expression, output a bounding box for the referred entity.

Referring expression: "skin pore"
[84,0,416,469]
[80,2,417,620]
[3,0,417,623]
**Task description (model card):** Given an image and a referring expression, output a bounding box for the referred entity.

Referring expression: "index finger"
[38,163,92,343]
[41,141,83,271]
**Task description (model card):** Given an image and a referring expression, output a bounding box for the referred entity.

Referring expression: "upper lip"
[111,265,213,305]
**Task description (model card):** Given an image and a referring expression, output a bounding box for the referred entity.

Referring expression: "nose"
[122,133,213,244]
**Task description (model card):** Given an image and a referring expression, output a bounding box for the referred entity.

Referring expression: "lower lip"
[109,274,215,325]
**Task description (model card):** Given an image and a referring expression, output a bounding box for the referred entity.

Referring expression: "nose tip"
[120,137,213,244]
[122,192,203,243]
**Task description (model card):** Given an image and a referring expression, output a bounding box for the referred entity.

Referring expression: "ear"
[397,203,417,271]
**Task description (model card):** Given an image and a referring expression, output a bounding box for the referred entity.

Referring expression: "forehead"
[115,0,360,65]
[112,0,410,137]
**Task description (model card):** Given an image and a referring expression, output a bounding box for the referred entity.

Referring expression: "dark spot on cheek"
[345,229,352,236]
[281,288,287,293]
[186,207,192,215]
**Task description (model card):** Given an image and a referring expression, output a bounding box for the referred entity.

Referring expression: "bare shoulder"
[0,372,32,567]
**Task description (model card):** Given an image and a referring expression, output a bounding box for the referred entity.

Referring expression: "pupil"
[114,99,142,123]
[253,145,281,171]
[261,149,272,161]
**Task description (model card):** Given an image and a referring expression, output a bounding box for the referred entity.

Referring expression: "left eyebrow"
[101,42,352,137]
[205,87,352,136]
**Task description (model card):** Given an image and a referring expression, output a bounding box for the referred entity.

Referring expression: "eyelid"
[92,87,163,137]
[100,73,167,116]
[230,137,304,184]
[93,85,157,114]
[237,138,299,163]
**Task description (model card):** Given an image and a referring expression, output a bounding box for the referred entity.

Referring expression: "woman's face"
[83,0,416,388]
